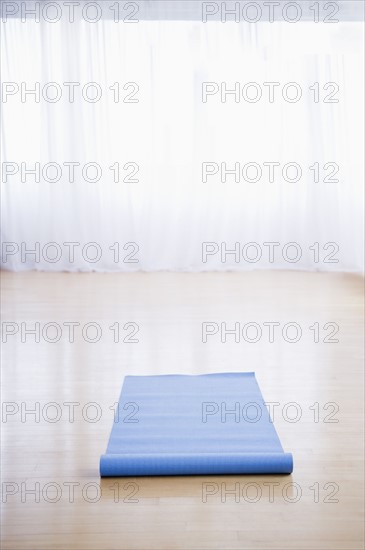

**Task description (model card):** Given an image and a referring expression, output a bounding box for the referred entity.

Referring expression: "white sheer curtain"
[1,16,363,271]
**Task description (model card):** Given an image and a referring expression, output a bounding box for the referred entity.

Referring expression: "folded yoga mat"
[100,372,293,476]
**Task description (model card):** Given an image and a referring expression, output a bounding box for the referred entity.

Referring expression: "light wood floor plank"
[1,271,364,549]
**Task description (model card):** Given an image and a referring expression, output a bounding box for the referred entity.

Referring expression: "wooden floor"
[1,270,364,550]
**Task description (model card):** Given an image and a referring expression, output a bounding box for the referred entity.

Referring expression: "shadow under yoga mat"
[100,372,293,476]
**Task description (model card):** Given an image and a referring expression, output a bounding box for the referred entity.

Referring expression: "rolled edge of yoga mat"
[100,452,294,477]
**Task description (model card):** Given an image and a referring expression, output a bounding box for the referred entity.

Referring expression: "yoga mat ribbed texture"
[100,372,293,476]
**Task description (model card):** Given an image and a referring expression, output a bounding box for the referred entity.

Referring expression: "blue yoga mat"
[100,372,293,476]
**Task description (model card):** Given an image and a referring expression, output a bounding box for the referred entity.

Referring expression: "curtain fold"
[1,18,363,271]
